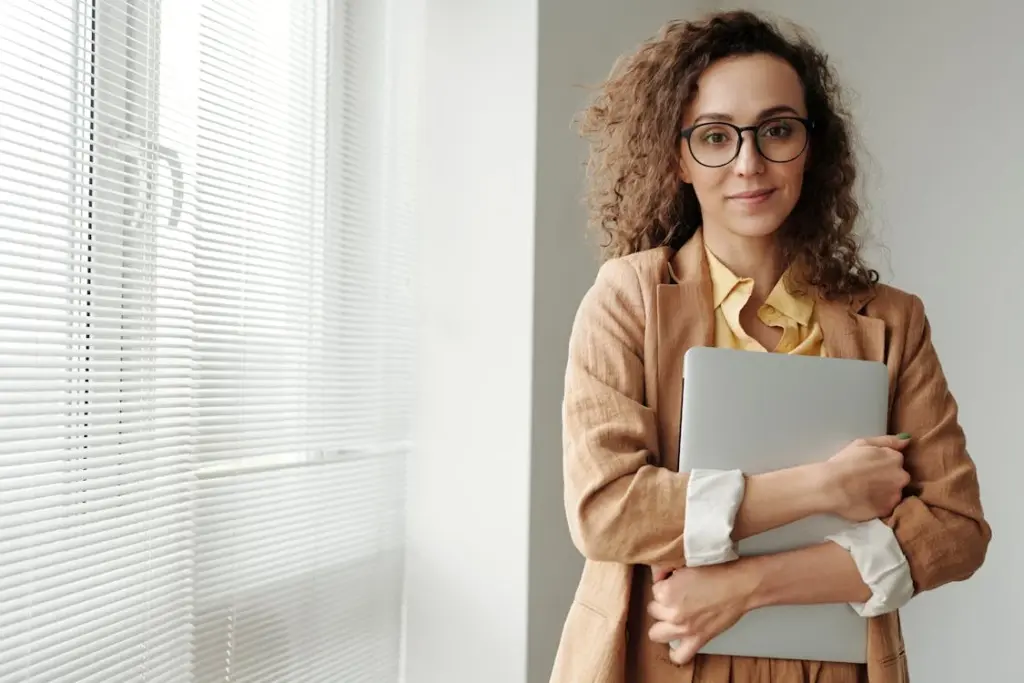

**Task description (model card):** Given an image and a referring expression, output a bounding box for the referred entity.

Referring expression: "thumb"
[669,635,705,665]
[860,433,912,450]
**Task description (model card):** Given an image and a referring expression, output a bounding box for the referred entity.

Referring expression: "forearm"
[576,462,829,566]
[742,541,871,610]
[732,463,831,541]
[683,462,834,567]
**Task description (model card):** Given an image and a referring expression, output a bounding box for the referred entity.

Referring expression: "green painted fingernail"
[897,432,911,440]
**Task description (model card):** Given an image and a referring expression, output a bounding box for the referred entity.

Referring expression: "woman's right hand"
[822,435,912,522]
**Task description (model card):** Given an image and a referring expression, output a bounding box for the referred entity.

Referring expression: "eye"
[700,128,732,145]
[761,121,794,139]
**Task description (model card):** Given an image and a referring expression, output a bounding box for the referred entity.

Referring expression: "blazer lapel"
[655,235,714,472]
[816,291,894,415]
[815,294,886,364]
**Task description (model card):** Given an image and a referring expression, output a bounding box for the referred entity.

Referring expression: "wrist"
[739,550,802,611]
[802,461,838,515]
[735,554,773,612]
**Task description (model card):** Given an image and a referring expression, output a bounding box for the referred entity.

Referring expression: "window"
[0,0,419,680]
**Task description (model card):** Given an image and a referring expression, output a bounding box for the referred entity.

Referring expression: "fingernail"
[897,432,911,440]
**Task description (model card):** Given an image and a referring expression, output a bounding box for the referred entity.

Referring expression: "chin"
[722,213,787,239]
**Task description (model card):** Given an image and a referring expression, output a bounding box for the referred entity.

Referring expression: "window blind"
[0,0,418,681]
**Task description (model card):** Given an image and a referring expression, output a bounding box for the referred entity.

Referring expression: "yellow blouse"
[704,244,824,358]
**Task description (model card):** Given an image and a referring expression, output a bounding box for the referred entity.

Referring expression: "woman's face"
[679,53,810,241]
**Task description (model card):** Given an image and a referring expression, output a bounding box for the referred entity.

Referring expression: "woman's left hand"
[647,561,757,665]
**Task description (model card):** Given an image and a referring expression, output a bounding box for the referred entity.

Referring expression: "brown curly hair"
[578,10,878,300]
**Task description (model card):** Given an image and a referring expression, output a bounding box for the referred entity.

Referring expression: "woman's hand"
[650,565,675,582]
[823,434,912,522]
[647,562,757,665]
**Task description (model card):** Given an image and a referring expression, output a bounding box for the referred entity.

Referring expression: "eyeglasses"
[680,117,814,168]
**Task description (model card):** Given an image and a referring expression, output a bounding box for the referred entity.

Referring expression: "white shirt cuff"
[827,519,914,617]
[683,468,745,566]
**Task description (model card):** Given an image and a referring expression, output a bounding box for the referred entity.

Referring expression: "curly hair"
[578,10,878,299]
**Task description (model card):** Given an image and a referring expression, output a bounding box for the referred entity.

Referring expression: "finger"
[648,620,685,644]
[898,468,912,487]
[652,579,671,604]
[859,434,911,449]
[651,566,674,583]
[647,600,676,623]
[670,635,704,665]
[880,447,905,463]
[889,433,912,450]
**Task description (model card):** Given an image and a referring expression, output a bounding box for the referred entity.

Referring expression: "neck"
[702,225,786,301]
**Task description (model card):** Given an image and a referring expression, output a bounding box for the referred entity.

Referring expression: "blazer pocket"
[573,598,608,620]
[880,647,907,668]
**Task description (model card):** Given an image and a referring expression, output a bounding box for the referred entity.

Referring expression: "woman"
[553,10,990,683]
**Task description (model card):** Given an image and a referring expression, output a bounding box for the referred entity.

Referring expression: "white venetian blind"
[0,1,196,680]
[0,0,418,680]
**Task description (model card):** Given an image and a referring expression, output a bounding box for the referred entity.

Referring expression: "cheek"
[679,146,726,188]
[788,156,809,187]
[774,160,808,199]
[686,166,730,201]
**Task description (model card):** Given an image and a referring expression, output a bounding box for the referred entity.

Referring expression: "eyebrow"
[691,105,802,126]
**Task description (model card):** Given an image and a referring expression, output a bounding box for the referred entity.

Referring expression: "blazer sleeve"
[562,258,690,567]
[885,294,992,593]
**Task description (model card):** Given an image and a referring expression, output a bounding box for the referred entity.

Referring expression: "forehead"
[684,53,806,124]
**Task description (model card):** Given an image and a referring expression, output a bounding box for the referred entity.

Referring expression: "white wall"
[724,1,1022,680]
[405,1,537,682]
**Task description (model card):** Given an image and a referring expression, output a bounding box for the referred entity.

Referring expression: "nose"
[733,130,764,176]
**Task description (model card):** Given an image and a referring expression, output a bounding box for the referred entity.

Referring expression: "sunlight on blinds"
[159,0,416,679]
[0,0,419,680]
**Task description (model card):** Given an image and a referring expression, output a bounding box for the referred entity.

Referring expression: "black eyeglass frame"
[679,117,816,168]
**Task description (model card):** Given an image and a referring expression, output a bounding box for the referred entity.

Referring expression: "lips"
[729,188,775,199]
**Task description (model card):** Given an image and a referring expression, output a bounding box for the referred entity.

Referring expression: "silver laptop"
[676,346,890,664]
